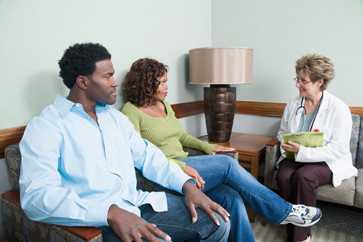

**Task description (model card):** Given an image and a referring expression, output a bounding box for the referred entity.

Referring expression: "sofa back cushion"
[350,114,361,166]
[356,115,363,169]
[4,144,21,190]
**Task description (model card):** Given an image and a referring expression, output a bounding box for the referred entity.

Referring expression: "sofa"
[1,140,238,242]
[264,114,363,208]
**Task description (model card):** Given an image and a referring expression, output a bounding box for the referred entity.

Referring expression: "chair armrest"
[264,138,280,188]
[183,147,206,156]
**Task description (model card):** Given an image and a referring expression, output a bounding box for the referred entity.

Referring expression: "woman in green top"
[121,58,322,242]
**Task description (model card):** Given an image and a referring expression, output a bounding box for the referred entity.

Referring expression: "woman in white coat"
[276,54,358,242]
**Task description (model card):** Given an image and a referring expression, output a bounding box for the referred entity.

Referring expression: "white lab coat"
[277,91,358,187]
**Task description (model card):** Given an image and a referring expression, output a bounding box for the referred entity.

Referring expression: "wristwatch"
[185,178,197,187]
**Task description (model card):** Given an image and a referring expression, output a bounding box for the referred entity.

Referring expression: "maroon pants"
[276,159,332,242]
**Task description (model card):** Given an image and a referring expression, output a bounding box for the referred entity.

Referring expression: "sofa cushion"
[316,176,356,206]
[354,168,363,208]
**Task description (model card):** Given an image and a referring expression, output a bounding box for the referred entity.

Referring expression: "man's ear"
[75,75,88,90]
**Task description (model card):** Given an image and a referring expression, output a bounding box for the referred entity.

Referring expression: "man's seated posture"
[19,43,230,242]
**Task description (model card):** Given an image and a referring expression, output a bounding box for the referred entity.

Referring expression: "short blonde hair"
[295,54,335,90]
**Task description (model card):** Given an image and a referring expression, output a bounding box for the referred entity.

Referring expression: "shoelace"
[292,206,309,218]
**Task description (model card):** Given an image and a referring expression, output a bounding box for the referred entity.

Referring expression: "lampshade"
[189,47,253,85]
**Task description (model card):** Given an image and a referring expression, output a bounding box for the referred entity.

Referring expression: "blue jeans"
[184,155,292,242]
[101,193,230,242]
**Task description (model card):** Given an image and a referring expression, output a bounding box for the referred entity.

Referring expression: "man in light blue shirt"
[19,43,230,242]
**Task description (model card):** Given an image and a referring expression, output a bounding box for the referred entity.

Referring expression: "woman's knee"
[276,167,293,186]
[292,169,319,189]
[215,154,239,169]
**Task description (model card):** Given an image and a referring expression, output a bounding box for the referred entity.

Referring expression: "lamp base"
[204,85,236,143]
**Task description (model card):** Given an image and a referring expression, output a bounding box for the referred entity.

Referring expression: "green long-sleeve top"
[121,101,216,168]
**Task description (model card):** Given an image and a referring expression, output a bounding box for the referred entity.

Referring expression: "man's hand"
[183,165,205,189]
[281,141,300,153]
[107,204,171,242]
[182,181,230,225]
[213,145,236,153]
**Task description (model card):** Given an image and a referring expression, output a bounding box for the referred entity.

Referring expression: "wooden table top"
[201,132,273,153]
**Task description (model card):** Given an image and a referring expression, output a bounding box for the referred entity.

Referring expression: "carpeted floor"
[252,201,363,242]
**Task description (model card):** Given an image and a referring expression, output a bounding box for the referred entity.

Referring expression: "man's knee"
[201,213,230,242]
[276,168,293,186]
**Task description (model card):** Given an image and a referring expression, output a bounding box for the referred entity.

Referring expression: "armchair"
[264,114,363,208]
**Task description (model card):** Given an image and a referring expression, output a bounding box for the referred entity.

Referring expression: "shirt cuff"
[85,198,119,226]
[169,170,192,194]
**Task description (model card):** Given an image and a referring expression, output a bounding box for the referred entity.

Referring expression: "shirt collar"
[53,96,110,117]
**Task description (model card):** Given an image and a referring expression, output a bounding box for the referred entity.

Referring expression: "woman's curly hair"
[295,54,335,90]
[123,58,168,107]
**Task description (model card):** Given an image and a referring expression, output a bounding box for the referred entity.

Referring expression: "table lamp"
[189,47,253,142]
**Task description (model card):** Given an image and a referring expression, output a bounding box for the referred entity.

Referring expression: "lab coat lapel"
[310,91,329,131]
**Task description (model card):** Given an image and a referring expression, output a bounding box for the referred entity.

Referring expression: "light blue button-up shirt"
[19,96,191,227]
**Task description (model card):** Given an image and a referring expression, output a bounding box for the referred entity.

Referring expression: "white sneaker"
[281,204,322,227]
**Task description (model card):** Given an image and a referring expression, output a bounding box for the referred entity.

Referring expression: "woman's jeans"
[184,154,292,242]
[101,193,230,242]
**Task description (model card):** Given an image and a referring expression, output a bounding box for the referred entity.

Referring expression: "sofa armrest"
[264,138,280,188]
[1,191,102,242]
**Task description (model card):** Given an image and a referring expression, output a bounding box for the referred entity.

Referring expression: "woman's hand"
[213,145,236,153]
[281,141,300,153]
[183,165,205,189]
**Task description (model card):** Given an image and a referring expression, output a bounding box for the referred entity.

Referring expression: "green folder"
[282,132,324,159]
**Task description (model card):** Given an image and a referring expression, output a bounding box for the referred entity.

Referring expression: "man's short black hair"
[58,43,111,89]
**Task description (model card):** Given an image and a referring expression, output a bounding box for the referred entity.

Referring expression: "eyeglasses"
[293,77,312,86]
